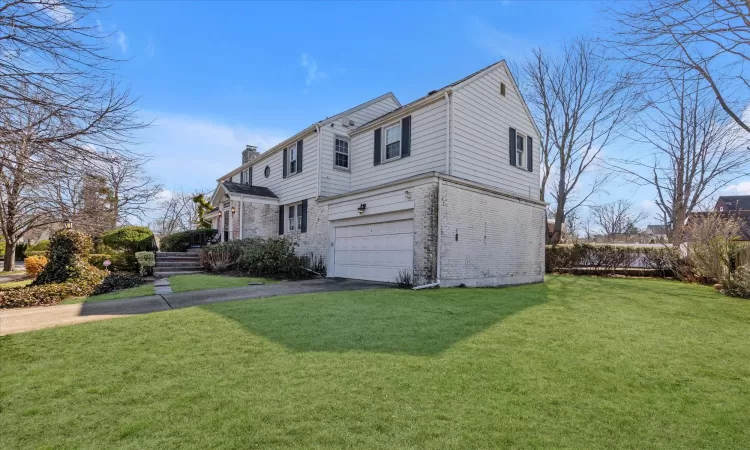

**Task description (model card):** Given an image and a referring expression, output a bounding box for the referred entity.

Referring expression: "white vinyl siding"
[320,96,400,197]
[349,98,447,191]
[246,133,319,205]
[451,63,539,199]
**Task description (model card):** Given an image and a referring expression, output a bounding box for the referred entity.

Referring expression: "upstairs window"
[335,137,349,169]
[516,132,525,169]
[385,123,401,160]
[289,146,297,174]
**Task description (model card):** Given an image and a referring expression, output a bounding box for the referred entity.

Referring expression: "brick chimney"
[242,145,259,164]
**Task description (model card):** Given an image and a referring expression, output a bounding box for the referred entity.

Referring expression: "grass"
[168,273,275,293]
[2,275,749,448]
[60,283,156,304]
[0,279,32,290]
[60,274,275,305]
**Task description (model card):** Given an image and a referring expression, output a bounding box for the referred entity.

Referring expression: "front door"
[223,209,230,241]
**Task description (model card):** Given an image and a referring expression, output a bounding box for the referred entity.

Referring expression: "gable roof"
[217,92,400,181]
[222,182,277,198]
[353,60,541,138]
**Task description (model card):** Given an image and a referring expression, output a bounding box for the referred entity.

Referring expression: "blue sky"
[96,1,749,224]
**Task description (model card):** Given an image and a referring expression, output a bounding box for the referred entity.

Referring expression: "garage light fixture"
[358,203,366,214]
[231,206,236,214]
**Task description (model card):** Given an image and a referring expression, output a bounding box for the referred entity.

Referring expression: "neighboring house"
[685,196,750,241]
[205,60,545,287]
[714,196,750,241]
[643,225,668,243]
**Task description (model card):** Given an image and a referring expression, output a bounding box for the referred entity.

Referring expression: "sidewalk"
[0,278,389,335]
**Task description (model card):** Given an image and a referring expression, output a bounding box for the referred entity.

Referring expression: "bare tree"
[0,2,147,270]
[99,154,162,226]
[608,0,750,133]
[523,38,637,243]
[611,76,750,244]
[150,191,201,236]
[590,200,648,242]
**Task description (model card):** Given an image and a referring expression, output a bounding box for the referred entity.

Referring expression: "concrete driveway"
[0,278,390,336]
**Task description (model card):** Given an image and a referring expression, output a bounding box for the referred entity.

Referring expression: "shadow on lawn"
[202,282,550,356]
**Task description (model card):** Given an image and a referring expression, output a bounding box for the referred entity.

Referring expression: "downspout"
[413,179,442,290]
[316,124,322,198]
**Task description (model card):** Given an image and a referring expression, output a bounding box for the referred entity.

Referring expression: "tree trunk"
[4,240,16,272]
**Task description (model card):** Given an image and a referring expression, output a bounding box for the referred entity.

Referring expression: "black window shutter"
[249,167,253,185]
[240,171,244,184]
[401,116,411,157]
[296,139,303,173]
[373,128,381,166]
[278,206,284,235]
[527,136,533,172]
[283,148,288,178]
[509,127,517,166]
[301,199,308,233]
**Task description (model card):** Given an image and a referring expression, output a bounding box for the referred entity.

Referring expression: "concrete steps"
[154,251,203,278]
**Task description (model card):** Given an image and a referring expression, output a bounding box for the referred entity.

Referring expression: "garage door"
[334,219,413,282]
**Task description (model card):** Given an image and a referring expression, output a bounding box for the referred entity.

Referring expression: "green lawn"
[2,276,749,448]
[0,279,32,290]
[61,283,157,304]
[169,273,274,293]
[61,274,275,304]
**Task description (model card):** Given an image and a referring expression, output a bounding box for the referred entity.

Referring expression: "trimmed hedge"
[25,250,47,258]
[27,240,50,252]
[160,229,218,252]
[100,226,155,271]
[546,243,681,277]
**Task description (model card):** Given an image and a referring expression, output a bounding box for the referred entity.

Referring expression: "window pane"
[386,142,400,159]
[517,150,523,167]
[517,135,524,151]
[386,125,400,144]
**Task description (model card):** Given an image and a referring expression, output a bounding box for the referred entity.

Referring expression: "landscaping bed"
[1,275,749,448]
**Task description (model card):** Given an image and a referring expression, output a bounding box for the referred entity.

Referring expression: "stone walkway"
[0,278,391,335]
[154,278,172,295]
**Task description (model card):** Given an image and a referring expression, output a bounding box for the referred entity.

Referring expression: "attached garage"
[333,217,413,282]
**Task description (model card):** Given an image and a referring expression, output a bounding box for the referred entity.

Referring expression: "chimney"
[242,145,259,164]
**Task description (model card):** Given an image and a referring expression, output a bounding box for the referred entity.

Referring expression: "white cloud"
[146,39,156,58]
[40,0,73,23]
[300,53,327,86]
[721,181,750,196]
[116,30,128,53]
[136,112,288,194]
[466,17,533,61]
[95,19,104,33]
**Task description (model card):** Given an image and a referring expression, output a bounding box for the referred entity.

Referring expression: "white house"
[205,60,545,287]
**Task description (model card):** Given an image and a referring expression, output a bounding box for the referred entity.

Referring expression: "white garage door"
[334,219,413,282]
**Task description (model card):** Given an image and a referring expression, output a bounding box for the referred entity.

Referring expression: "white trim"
[227,194,279,206]
[383,121,402,161]
[516,131,527,169]
[333,135,350,169]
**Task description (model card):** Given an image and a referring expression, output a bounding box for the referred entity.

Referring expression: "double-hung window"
[287,203,302,232]
[334,137,349,169]
[289,146,297,174]
[385,123,401,160]
[516,132,525,169]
